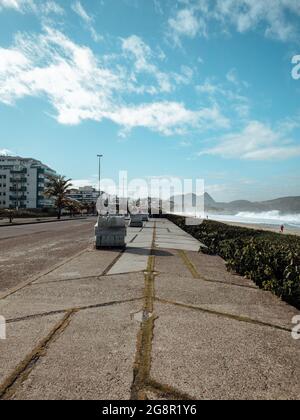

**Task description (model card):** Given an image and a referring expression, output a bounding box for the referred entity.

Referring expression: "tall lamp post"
[97,154,103,198]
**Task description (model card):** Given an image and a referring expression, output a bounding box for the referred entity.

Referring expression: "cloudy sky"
[0,0,300,201]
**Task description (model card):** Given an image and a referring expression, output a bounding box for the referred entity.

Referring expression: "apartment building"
[0,156,57,209]
[67,186,99,204]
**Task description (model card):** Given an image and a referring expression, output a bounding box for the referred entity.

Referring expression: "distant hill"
[170,193,300,215]
[98,192,300,215]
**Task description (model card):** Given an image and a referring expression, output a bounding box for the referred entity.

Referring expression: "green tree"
[1,209,16,224]
[44,175,72,220]
[64,198,81,218]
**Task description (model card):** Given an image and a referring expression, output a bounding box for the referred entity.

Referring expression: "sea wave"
[209,211,300,228]
[173,210,300,228]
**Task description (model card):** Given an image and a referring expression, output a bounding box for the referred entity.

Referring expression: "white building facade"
[67,186,99,204]
[0,156,57,209]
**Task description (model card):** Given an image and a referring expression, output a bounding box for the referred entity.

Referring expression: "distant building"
[67,186,99,204]
[0,156,57,209]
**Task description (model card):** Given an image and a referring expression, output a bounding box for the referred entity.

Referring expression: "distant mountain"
[98,192,300,215]
[170,193,300,215]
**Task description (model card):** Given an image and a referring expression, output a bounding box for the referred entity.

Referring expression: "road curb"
[0,217,89,228]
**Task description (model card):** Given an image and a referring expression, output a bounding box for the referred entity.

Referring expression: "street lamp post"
[97,154,103,198]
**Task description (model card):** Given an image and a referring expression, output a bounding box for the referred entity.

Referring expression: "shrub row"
[0,209,58,219]
[167,215,300,309]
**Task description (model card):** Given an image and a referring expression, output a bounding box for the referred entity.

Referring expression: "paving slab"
[186,251,255,288]
[9,302,142,400]
[155,234,200,243]
[0,314,65,389]
[154,221,203,252]
[155,249,191,277]
[107,226,153,275]
[151,303,300,400]
[155,273,299,330]
[155,240,201,252]
[34,249,121,284]
[107,246,151,275]
[0,273,144,320]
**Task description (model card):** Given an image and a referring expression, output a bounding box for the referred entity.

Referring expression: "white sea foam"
[208,211,300,228]
[175,210,300,228]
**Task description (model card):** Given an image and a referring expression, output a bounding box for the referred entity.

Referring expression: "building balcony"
[10,178,27,184]
[11,169,27,175]
[9,195,27,201]
[10,187,27,192]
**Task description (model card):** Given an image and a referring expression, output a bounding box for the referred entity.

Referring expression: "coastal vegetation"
[168,215,300,309]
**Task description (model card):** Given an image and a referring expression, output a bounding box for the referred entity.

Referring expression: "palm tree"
[44,175,72,220]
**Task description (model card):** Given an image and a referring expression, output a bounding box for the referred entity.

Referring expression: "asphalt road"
[0,218,97,293]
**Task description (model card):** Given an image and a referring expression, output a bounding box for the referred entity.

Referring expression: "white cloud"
[41,1,64,15]
[0,28,228,136]
[213,0,299,41]
[0,148,13,156]
[71,0,91,22]
[72,179,97,189]
[226,68,240,86]
[199,120,300,160]
[108,102,229,136]
[169,9,201,37]
[153,0,163,15]
[168,8,206,43]
[179,140,192,147]
[71,1,102,42]
[122,35,194,94]
[0,48,31,103]
[196,77,251,118]
[168,0,300,42]
[0,0,63,14]
[122,35,172,93]
[0,0,34,12]
[0,27,121,123]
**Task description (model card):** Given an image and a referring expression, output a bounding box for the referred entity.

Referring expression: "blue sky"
[0,0,300,201]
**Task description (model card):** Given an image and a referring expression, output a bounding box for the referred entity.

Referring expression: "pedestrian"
[280,224,284,233]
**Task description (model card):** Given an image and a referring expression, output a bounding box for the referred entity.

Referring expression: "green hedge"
[0,209,57,219]
[167,215,300,309]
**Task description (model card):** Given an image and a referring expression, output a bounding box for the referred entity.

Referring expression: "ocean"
[176,210,300,230]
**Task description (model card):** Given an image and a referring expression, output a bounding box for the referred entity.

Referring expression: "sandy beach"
[219,220,300,237]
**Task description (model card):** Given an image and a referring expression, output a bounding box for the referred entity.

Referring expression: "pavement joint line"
[5,297,145,325]
[37,269,253,290]
[34,275,102,286]
[101,249,126,276]
[156,297,292,333]
[0,247,90,301]
[143,221,197,401]
[144,379,195,400]
[6,309,69,324]
[101,270,145,278]
[0,310,76,400]
[131,223,158,400]
[129,234,138,243]
[178,249,257,291]
[178,249,205,278]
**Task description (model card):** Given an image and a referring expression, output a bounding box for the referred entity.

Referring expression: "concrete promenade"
[0,219,299,400]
